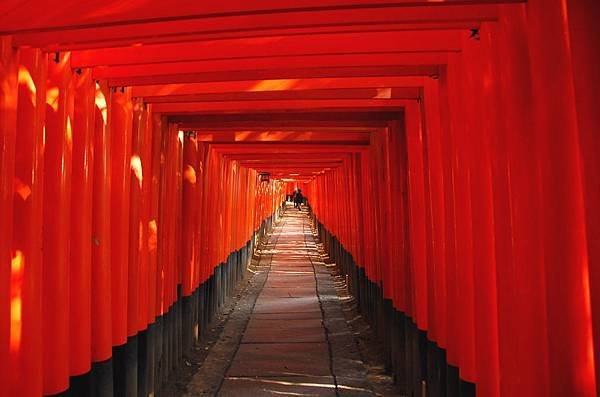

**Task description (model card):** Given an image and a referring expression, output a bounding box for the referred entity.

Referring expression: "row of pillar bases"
[54,214,277,397]
[313,214,476,397]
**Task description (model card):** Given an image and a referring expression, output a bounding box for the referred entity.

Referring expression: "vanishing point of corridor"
[181,206,386,396]
[2,2,600,396]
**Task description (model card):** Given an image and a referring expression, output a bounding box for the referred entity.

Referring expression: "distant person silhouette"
[294,189,304,211]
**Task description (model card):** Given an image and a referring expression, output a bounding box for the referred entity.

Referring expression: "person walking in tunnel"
[294,189,304,211]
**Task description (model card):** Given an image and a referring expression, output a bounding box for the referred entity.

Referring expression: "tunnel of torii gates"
[0,0,599,396]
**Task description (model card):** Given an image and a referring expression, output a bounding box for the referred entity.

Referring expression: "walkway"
[184,206,377,396]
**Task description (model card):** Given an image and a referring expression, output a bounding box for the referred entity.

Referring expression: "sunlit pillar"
[70,67,95,378]
[194,142,206,291]
[445,52,476,386]
[42,51,74,395]
[9,46,46,397]
[128,98,144,338]
[565,1,600,391]
[156,117,169,318]
[404,101,428,332]
[527,0,597,395]
[148,113,162,323]
[422,79,448,350]
[91,81,112,366]
[461,27,500,397]
[182,133,198,297]
[0,35,18,396]
[109,86,134,395]
[137,102,153,333]
[110,86,133,348]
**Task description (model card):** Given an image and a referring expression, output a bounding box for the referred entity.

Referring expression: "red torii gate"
[0,1,599,396]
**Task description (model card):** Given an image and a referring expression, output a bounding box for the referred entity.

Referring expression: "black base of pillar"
[447,364,461,397]
[51,225,275,397]
[315,219,478,397]
[112,334,138,397]
[90,358,114,397]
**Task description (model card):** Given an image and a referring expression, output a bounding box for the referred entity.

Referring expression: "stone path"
[185,207,377,396]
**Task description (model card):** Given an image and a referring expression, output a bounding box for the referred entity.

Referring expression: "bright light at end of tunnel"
[10,250,24,355]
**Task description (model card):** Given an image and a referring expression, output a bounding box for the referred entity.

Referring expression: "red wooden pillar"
[43,51,74,395]
[91,81,112,363]
[353,154,366,275]
[353,153,365,278]
[70,68,95,376]
[200,149,212,284]
[148,114,163,320]
[446,52,476,384]
[156,120,166,316]
[160,124,179,310]
[370,131,388,292]
[437,70,460,369]
[217,154,225,264]
[128,98,145,336]
[217,156,226,264]
[193,141,205,290]
[222,161,231,264]
[423,79,447,349]
[196,142,207,286]
[9,47,45,397]
[462,27,501,396]
[405,101,428,331]
[487,6,551,396]
[175,128,183,299]
[175,127,183,303]
[565,1,600,392]
[527,0,596,394]
[0,37,17,394]
[158,125,172,313]
[137,103,153,331]
[110,86,133,347]
[182,133,198,296]
[359,152,375,283]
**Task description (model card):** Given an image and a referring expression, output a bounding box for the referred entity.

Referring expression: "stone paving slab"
[255,295,319,305]
[266,272,315,279]
[219,376,337,396]
[252,299,321,313]
[270,263,314,269]
[242,323,325,343]
[250,311,324,320]
[263,279,316,288]
[246,318,323,329]
[226,342,331,377]
[258,287,317,297]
